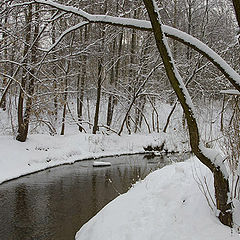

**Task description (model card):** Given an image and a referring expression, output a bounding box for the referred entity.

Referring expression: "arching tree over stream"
[1,0,240,228]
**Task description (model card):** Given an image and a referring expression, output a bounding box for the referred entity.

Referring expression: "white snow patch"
[0,132,188,184]
[93,161,111,167]
[220,89,240,95]
[199,143,228,178]
[76,158,240,240]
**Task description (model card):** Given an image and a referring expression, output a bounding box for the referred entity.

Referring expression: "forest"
[0,0,240,237]
[0,0,238,139]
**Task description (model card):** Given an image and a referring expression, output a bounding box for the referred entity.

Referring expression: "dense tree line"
[0,0,239,227]
[0,0,238,139]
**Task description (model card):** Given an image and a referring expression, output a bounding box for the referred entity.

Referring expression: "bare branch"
[8,0,240,91]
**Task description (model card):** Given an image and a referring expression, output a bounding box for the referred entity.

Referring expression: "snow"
[199,143,228,178]
[162,21,197,117]
[93,161,111,167]
[220,89,240,95]
[162,25,240,89]
[3,1,240,237]
[76,158,240,240]
[47,21,89,52]
[0,132,188,184]
[29,0,240,89]
[1,132,239,239]
[0,129,239,239]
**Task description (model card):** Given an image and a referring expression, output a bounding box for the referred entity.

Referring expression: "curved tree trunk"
[143,0,232,227]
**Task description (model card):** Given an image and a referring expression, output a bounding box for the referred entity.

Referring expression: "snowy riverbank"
[0,131,187,184]
[76,158,240,240]
[1,132,239,239]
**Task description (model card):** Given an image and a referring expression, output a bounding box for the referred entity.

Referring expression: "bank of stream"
[0,153,190,240]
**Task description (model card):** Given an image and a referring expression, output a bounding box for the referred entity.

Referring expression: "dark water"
[0,153,189,240]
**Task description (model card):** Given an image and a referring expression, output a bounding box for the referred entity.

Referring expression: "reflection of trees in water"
[1,154,186,240]
[113,165,150,193]
[13,184,32,240]
[110,153,189,195]
[91,173,97,215]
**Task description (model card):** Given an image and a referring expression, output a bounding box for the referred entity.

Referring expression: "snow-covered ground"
[76,158,240,240]
[0,130,239,240]
[0,131,187,184]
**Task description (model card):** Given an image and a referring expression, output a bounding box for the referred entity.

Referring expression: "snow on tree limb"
[143,0,232,226]
[163,26,240,92]
[48,22,89,52]
[10,0,240,91]
[144,0,230,178]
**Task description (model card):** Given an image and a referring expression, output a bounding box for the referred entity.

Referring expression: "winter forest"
[0,0,240,239]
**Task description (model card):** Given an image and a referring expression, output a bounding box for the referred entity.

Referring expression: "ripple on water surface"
[0,153,189,240]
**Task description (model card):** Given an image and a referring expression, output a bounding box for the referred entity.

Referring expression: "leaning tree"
[2,0,240,227]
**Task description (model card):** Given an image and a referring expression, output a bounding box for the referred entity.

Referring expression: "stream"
[0,153,190,240]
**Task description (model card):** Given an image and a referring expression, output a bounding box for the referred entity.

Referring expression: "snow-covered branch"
[143,0,233,226]
[47,21,89,53]
[23,0,240,91]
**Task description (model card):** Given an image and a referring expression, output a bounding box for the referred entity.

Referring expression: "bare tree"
[16,4,39,142]
[3,0,240,227]
[143,0,232,227]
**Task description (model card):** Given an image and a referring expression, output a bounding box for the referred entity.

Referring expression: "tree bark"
[106,58,115,126]
[16,4,39,142]
[92,60,102,134]
[16,5,33,142]
[60,77,68,136]
[60,32,75,135]
[77,26,88,132]
[232,0,240,29]
[51,17,58,123]
[134,95,146,133]
[143,0,232,227]
[77,57,86,132]
[1,15,8,111]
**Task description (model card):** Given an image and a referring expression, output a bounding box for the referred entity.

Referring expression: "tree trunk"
[134,95,146,133]
[106,39,116,127]
[16,4,39,142]
[1,15,8,111]
[126,9,138,134]
[106,94,114,127]
[60,32,75,135]
[148,96,160,133]
[106,30,123,127]
[143,0,232,227]
[77,58,86,132]
[17,69,35,142]
[60,94,67,135]
[92,60,102,134]
[232,0,240,29]
[77,26,88,132]
[51,17,58,123]
[106,64,115,127]
[163,102,177,133]
[60,68,69,136]
[16,5,33,142]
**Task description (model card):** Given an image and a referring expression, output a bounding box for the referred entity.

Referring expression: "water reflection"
[0,153,189,240]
